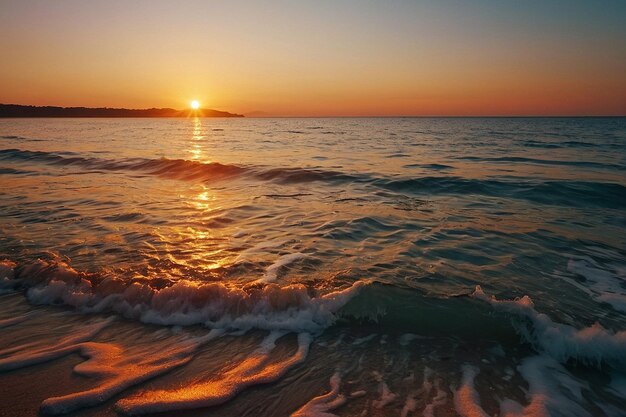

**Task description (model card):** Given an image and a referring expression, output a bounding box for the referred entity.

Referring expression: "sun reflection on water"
[189,117,206,162]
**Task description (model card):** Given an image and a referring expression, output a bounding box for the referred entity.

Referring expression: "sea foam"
[454,357,590,417]
[2,259,366,333]
[471,286,626,368]
[291,372,346,417]
[116,332,312,415]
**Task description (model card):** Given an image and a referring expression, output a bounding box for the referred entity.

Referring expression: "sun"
[190,100,200,110]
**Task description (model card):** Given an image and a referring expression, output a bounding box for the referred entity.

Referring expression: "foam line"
[565,258,626,313]
[1,259,366,333]
[472,286,626,368]
[499,355,590,417]
[260,253,307,283]
[453,365,490,417]
[116,332,312,415]
[40,330,224,415]
[291,372,346,417]
[0,318,113,372]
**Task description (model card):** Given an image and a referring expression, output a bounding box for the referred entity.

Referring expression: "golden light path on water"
[189,117,205,162]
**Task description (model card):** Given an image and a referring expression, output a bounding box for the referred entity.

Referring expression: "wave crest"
[2,259,365,333]
[471,285,626,368]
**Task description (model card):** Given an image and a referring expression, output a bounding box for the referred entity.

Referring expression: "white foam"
[40,330,224,415]
[499,355,590,417]
[291,372,346,417]
[564,258,626,313]
[116,332,312,415]
[0,314,224,415]
[453,365,490,417]
[472,286,626,368]
[5,259,366,333]
[454,357,591,417]
[352,334,377,345]
[0,317,113,372]
[259,252,307,283]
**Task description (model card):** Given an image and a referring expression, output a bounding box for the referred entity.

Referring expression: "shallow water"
[0,117,625,416]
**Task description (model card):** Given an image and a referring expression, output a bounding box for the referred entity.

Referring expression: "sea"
[0,117,625,416]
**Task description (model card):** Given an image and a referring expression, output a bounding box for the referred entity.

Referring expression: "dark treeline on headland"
[0,104,244,118]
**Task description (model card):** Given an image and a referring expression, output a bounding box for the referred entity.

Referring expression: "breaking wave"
[0,259,365,333]
[471,285,626,369]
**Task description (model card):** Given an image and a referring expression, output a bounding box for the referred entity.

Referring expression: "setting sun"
[190,100,200,110]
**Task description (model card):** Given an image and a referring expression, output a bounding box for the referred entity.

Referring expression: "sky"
[1,0,625,116]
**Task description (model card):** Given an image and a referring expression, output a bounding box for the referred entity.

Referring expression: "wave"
[455,155,625,171]
[0,259,365,333]
[376,176,626,209]
[471,286,626,368]
[335,283,626,370]
[3,148,624,209]
[402,163,454,170]
[452,285,626,417]
[0,148,246,182]
[0,135,44,142]
[3,257,626,371]
[557,256,626,313]
[0,166,38,175]
[2,259,626,415]
[521,140,563,149]
[254,166,360,184]
[0,148,358,185]
[521,139,625,150]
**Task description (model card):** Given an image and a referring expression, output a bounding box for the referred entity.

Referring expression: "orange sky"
[1,1,625,116]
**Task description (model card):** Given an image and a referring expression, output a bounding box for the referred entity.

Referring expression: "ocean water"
[0,117,625,417]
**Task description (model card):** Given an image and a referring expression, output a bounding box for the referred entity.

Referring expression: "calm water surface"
[0,117,625,416]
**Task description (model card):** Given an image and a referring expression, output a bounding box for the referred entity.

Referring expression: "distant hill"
[0,104,244,118]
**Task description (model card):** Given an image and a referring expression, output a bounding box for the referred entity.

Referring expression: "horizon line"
[1,103,624,118]
[1,115,625,119]
[243,115,626,118]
